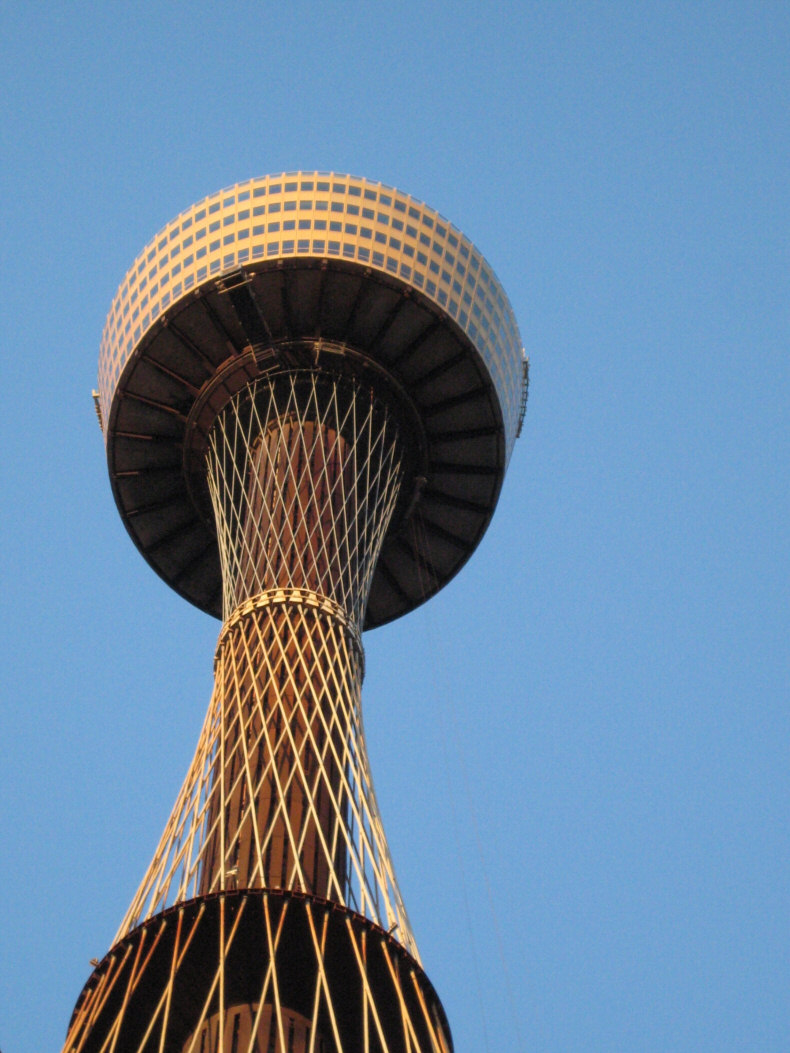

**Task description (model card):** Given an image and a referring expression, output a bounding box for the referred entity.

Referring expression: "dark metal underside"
[68,891,452,1053]
[106,258,506,628]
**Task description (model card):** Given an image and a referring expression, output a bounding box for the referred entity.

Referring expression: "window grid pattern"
[98,172,525,460]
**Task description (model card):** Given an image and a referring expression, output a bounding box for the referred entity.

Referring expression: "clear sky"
[1,3,788,1051]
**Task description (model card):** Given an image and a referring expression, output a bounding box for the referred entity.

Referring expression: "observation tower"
[65,172,527,1053]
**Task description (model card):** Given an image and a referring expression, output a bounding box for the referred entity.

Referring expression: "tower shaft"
[64,371,451,1052]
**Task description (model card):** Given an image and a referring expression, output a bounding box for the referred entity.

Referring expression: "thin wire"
[408,514,492,1053]
[411,508,528,1050]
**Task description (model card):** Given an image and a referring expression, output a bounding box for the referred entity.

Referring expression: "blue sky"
[1,2,788,1050]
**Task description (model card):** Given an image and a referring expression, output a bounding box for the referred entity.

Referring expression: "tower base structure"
[66,892,451,1053]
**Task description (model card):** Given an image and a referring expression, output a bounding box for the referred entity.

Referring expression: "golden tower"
[66,172,527,1053]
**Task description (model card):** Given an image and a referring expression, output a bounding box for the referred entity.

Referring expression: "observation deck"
[98,172,526,627]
